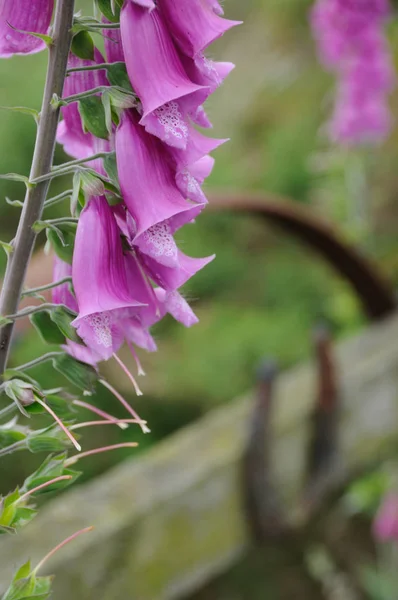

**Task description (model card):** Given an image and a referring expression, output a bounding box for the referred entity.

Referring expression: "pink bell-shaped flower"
[0,0,53,57]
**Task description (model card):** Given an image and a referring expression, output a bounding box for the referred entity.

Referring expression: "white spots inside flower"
[85,312,113,348]
[198,55,221,86]
[143,222,178,260]
[166,291,190,320]
[180,170,203,202]
[154,101,188,141]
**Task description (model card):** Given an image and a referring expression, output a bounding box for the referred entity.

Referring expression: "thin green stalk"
[67,61,124,74]
[39,217,78,226]
[44,189,73,208]
[13,352,65,372]
[5,303,73,321]
[22,277,72,298]
[59,84,133,105]
[51,152,110,172]
[0,403,17,420]
[0,440,26,458]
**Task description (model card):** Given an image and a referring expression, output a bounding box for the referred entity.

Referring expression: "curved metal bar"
[242,327,341,543]
[303,324,340,512]
[209,192,396,321]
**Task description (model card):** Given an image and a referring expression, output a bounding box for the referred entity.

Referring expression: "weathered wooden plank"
[0,315,397,599]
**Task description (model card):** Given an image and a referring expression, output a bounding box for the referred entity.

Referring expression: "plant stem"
[67,61,124,74]
[0,0,76,379]
[0,403,17,420]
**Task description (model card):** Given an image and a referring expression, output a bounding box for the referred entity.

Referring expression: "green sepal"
[52,354,98,392]
[0,490,37,534]
[71,30,95,60]
[25,393,76,422]
[3,379,37,416]
[96,0,123,22]
[78,96,109,140]
[106,61,133,92]
[0,240,14,258]
[23,453,81,493]
[2,576,36,600]
[26,425,73,454]
[2,564,53,600]
[13,561,31,581]
[30,311,65,345]
[49,305,80,343]
[47,222,76,264]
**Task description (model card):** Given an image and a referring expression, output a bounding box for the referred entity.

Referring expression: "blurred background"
[1,0,398,598]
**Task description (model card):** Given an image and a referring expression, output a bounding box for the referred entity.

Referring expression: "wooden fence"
[0,314,398,599]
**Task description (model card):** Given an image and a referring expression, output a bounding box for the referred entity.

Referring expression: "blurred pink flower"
[311,0,394,144]
[373,493,398,542]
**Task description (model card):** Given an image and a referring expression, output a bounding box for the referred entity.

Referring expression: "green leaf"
[0,173,30,186]
[78,96,109,140]
[0,240,13,252]
[30,311,65,345]
[0,106,39,123]
[106,61,133,92]
[5,197,24,208]
[47,222,76,264]
[96,0,122,22]
[52,354,98,392]
[49,306,80,343]
[71,30,95,60]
